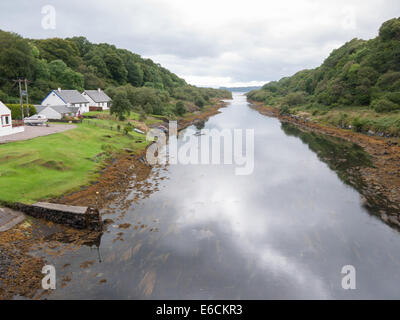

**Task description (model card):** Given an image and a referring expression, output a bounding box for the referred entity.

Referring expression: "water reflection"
[44,93,400,300]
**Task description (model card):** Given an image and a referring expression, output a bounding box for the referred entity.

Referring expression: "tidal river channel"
[44,93,400,299]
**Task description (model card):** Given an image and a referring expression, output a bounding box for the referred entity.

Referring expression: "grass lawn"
[0,122,149,204]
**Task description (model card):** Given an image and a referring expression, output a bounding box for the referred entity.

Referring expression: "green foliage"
[284,92,306,106]
[0,31,187,104]
[379,18,400,41]
[175,101,187,116]
[279,105,291,115]
[123,123,133,135]
[371,98,400,113]
[110,91,131,120]
[386,92,400,104]
[352,117,369,132]
[247,17,400,113]
[0,29,231,112]
[195,96,205,108]
[6,104,36,120]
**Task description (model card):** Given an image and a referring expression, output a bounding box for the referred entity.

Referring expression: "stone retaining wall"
[13,202,103,231]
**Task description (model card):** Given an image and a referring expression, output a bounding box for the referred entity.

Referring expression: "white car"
[24,114,48,126]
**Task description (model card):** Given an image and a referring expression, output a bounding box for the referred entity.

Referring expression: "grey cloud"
[0,0,399,86]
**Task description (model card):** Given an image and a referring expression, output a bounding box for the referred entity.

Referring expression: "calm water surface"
[46,93,400,299]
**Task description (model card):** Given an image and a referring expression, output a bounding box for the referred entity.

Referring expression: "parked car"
[24,114,48,126]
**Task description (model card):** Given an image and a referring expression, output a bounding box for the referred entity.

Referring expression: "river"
[44,93,400,299]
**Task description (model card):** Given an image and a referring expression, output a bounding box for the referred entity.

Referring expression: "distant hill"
[220,86,262,93]
[247,17,400,113]
[0,30,230,106]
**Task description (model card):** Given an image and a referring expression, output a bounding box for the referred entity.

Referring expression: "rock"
[381,213,389,222]
[360,196,369,207]
[388,216,400,226]
[103,219,114,225]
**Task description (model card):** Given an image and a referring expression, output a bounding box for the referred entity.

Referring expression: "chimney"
[58,88,61,92]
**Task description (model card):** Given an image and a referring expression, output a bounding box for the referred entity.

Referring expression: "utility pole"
[17,79,24,121]
[24,78,30,117]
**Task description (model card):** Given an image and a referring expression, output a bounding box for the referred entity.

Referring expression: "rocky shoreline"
[250,100,400,229]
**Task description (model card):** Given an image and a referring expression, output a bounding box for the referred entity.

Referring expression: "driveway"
[0,124,77,144]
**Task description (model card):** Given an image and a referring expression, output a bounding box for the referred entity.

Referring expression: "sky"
[0,0,399,87]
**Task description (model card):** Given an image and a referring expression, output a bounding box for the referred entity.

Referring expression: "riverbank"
[250,100,400,228]
[0,98,229,300]
[57,99,228,209]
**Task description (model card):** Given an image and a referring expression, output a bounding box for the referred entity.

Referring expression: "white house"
[82,89,112,110]
[41,88,90,114]
[36,105,80,120]
[0,100,24,137]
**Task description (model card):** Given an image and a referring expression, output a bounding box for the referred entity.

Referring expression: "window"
[1,115,10,126]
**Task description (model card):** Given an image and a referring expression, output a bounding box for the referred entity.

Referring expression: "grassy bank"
[0,97,228,205]
[285,104,400,136]
[0,122,149,204]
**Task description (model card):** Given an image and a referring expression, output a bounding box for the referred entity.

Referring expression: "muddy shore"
[0,99,228,300]
[250,101,400,228]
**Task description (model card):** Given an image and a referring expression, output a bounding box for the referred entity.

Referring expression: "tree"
[126,61,143,86]
[175,101,187,116]
[110,91,131,120]
[195,96,205,108]
[104,53,128,84]
[35,38,82,68]
[379,18,400,41]
[48,60,84,90]
[371,98,399,113]
[0,31,36,81]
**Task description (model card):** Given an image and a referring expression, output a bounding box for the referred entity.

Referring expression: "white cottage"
[41,88,90,114]
[0,100,24,137]
[82,89,112,110]
[36,105,80,120]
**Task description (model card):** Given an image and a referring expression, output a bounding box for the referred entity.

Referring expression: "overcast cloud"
[0,0,399,87]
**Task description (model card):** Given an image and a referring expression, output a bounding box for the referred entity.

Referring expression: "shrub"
[195,97,205,108]
[6,104,37,120]
[352,117,365,132]
[123,123,133,135]
[386,92,400,105]
[284,92,306,106]
[279,105,291,115]
[371,98,400,113]
[175,101,187,116]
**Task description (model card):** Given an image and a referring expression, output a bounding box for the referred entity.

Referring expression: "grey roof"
[83,90,112,103]
[50,105,79,114]
[54,90,89,104]
[34,105,46,113]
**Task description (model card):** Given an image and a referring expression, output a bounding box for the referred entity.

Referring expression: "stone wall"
[13,202,103,231]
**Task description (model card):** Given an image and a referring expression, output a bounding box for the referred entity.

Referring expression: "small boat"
[133,128,145,134]
[24,114,48,126]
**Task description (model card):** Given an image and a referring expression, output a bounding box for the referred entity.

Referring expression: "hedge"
[5,104,37,120]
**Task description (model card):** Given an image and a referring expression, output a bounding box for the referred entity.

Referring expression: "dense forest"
[248,18,400,114]
[0,30,231,117]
